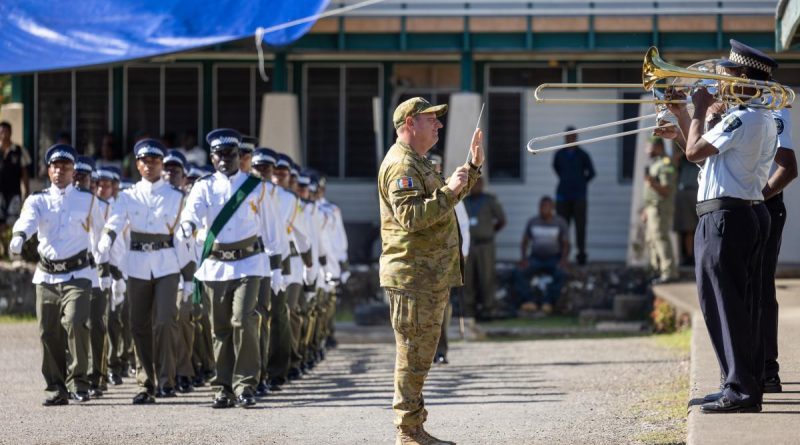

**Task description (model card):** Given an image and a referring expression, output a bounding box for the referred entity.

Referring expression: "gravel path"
[0,322,688,445]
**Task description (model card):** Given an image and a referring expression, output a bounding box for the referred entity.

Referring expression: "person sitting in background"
[94,133,123,171]
[512,196,569,315]
[178,131,208,167]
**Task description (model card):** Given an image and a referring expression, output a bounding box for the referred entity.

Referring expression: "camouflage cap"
[392,97,448,129]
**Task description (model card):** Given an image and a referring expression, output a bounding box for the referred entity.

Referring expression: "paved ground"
[654,279,800,445]
[0,322,688,445]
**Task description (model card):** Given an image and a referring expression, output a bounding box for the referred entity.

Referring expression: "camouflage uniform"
[643,155,677,281]
[378,107,480,426]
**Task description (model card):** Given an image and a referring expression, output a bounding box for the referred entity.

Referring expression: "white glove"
[280,275,288,291]
[97,233,113,256]
[270,269,283,294]
[99,275,112,291]
[303,266,316,286]
[340,271,351,284]
[175,222,194,243]
[8,236,24,255]
[111,279,126,311]
[182,281,194,303]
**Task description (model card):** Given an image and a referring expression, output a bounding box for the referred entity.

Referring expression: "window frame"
[33,68,113,165]
[123,63,203,149]
[212,62,287,137]
[483,63,567,182]
[301,62,384,180]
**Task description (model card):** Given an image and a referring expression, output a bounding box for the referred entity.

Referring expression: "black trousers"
[695,205,766,404]
[761,195,786,381]
[556,199,587,261]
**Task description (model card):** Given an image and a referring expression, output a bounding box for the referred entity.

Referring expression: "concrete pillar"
[258,92,302,163]
[443,92,482,180]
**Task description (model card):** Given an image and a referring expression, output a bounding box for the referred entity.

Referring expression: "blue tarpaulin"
[0,0,330,74]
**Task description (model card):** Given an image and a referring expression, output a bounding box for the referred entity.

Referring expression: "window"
[214,65,274,137]
[304,65,382,179]
[485,65,565,180]
[578,66,641,83]
[36,69,111,167]
[125,65,201,149]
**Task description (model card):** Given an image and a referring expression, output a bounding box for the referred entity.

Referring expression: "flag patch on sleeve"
[396,177,414,189]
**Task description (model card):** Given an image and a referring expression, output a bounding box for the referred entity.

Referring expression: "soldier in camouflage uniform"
[641,137,677,283]
[378,97,483,445]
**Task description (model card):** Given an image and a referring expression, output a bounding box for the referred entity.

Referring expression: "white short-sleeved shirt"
[699,106,778,201]
[770,108,793,177]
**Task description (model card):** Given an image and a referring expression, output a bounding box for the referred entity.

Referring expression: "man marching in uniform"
[9,144,108,405]
[98,139,193,404]
[74,156,113,398]
[250,147,288,395]
[668,41,778,413]
[178,128,285,408]
[268,153,312,390]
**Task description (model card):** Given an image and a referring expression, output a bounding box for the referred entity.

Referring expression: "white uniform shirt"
[770,108,793,177]
[318,202,341,281]
[319,198,349,263]
[273,186,311,285]
[699,106,778,201]
[13,184,106,285]
[455,201,471,258]
[263,181,291,263]
[105,178,186,280]
[182,171,282,281]
[107,196,130,279]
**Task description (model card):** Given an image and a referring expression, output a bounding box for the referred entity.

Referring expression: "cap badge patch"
[723,115,742,133]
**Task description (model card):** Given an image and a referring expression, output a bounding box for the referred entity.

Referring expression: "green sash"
[193,175,261,304]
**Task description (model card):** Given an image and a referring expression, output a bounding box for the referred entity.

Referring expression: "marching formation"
[8,129,349,408]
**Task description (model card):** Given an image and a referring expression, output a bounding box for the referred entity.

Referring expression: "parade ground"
[0,319,689,445]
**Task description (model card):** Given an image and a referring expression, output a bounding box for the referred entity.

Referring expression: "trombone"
[527,47,795,154]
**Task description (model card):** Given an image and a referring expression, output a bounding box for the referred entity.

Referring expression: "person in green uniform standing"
[379,97,483,445]
[641,137,678,283]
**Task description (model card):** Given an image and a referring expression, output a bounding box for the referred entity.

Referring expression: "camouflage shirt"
[643,155,676,208]
[378,141,480,292]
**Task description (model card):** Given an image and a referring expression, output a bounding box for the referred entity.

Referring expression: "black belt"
[696,197,763,217]
[38,249,91,274]
[208,236,264,262]
[130,232,174,252]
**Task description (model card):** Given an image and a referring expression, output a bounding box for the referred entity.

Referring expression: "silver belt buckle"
[221,250,236,260]
[141,242,154,252]
[53,262,67,272]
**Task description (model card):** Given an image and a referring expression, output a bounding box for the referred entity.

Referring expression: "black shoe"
[299,363,308,375]
[108,372,123,386]
[192,375,205,388]
[43,394,69,406]
[318,349,326,361]
[132,392,156,405]
[88,385,104,398]
[156,387,177,398]
[763,376,783,393]
[255,380,270,397]
[202,369,216,382]
[702,391,724,403]
[305,359,316,371]
[268,378,285,392]
[434,353,449,365]
[212,395,234,409]
[235,393,256,408]
[69,391,90,403]
[325,336,338,349]
[287,367,302,381]
[700,397,761,413]
[176,376,194,393]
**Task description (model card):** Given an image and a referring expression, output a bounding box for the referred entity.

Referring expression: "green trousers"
[256,277,272,382]
[268,284,295,380]
[288,284,307,370]
[387,287,449,427]
[175,290,195,378]
[203,276,260,398]
[645,205,678,281]
[106,287,132,376]
[192,291,215,376]
[88,287,108,387]
[36,278,92,397]
[128,274,180,393]
[464,242,496,318]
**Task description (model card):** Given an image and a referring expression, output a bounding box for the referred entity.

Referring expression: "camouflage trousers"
[386,287,449,427]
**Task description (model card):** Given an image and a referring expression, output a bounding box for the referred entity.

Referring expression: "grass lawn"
[0,313,36,323]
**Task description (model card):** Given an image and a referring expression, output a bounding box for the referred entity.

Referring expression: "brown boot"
[396,425,456,445]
